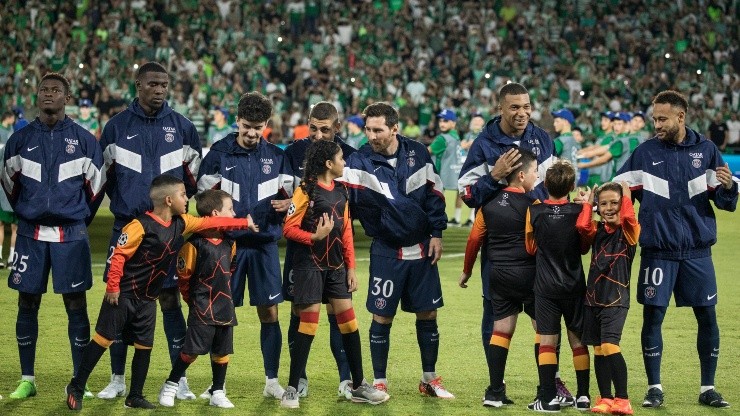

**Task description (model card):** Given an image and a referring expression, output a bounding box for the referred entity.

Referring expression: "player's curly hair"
[237,91,272,123]
[301,140,343,221]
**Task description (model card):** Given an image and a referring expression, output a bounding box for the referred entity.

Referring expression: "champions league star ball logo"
[262,165,271,174]
[12,273,21,285]
[165,133,175,143]
[66,144,75,154]
[176,256,185,271]
[375,298,386,310]
[645,286,656,299]
[287,284,295,296]
[117,232,128,246]
[287,203,296,216]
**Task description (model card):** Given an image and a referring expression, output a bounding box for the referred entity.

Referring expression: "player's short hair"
[194,189,231,217]
[595,182,623,200]
[544,160,576,198]
[309,101,338,123]
[149,174,184,204]
[653,90,688,113]
[40,72,71,95]
[505,148,537,184]
[363,102,398,128]
[136,62,168,79]
[498,82,529,101]
[237,91,272,123]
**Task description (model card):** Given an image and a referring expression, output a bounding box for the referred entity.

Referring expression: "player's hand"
[104,291,120,306]
[490,148,522,182]
[576,186,593,205]
[346,269,358,293]
[312,213,334,241]
[246,214,260,232]
[459,272,471,288]
[271,199,291,212]
[717,163,734,190]
[428,237,443,264]
[620,181,632,199]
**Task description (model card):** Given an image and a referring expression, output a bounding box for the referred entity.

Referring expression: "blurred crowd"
[0,0,738,148]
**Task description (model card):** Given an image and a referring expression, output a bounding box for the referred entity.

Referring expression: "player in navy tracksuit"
[338,102,454,398]
[614,91,738,408]
[98,62,202,400]
[197,91,294,399]
[2,73,104,399]
[282,102,356,397]
[457,83,576,403]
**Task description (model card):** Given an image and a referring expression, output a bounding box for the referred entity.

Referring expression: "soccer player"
[525,160,591,412]
[576,182,640,415]
[458,83,574,403]
[281,140,389,408]
[283,102,356,398]
[429,109,466,226]
[158,189,255,409]
[76,99,100,138]
[459,149,539,407]
[98,61,202,401]
[197,91,293,399]
[207,107,231,146]
[338,102,454,398]
[614,90,738,408]
[551,108,581,185]
[2,73,103,399]
[65,175,254,410]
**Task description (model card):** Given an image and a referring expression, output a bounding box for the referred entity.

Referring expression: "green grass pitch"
[0,199,737,415]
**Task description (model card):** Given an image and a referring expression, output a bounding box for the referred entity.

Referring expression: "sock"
[454,208,461,222]
[572,345,590,397]
[642,305,667,385]
[534,333,541,365]
[261,321,282,379]
[129,346,152,398]
[288,312,317,389]
[694,306,719,386]
[66,306,90,377]
[328,313,351,381]
[72,334,110,389]
[700,385,715,394]
[287,313,306,379]
[17,306,39,376]
[555,334,562,379]
[211,355,229,391]
[416,319,439,373]
[593,346,612,399]
[9,246,14,261]
[109,334,127,375]
[538,344,558,402]
[603,344,628,399]
[481,299,494,369]
[336,308,363,389]
[167,352,196,384]
[488,331,512,390]
[162,308,187,366]
[369,320,392,380]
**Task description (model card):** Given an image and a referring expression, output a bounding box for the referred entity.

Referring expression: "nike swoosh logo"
[126,134,138,140]
[713,347,719,352]
[707,293,717,300]
[652,161,664,165]
[173,336,185,343]
[432,297,442,304]
[374,167,381,172]
[75,337,88,342]
[268,293,281,300]
[71,281,85,288]
[225,166,236,171]
[27,146,38,151]
[645,345,659,351]
[371,335,383,339]
[16,336,30,340]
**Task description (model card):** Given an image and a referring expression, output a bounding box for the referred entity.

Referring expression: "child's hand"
[576,186,593,205]
[346,269,358,293]
[312,213,334,241]
[246,214,260,232]
[104,291,120,305]
[459,272,471,288]
[620,181,631,199]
